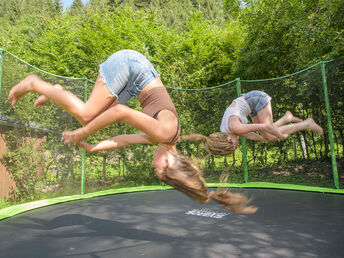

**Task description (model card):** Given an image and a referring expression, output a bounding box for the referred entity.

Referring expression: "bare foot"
[306,118,323,134]
[8,75,37,106]
[34,84,63,108]
[285,111,302,123]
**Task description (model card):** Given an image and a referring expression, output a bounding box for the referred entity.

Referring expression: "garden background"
[0,0,343,209]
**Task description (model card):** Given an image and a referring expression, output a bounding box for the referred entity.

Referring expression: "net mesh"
[170,61,343,188]
[0,49,342,205]
[0,51,84,201]
[239,65,329,186]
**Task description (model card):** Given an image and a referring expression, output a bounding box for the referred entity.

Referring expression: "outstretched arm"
[78,133,155,152]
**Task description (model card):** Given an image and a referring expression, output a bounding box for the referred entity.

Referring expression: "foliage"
[0,0,62,56]
[0,130,46,202]
[0,198,11,209]
[233,0,344,79]
[0,0,343,203]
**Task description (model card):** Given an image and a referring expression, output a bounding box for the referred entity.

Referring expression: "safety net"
[0,48,342,217]
[170,59,342,190]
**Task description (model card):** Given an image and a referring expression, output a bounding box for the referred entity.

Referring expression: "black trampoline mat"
[1,188,344,258]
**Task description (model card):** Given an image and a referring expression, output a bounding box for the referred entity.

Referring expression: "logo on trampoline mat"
[185,208,230,218]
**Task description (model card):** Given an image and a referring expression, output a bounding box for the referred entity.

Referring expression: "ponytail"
[160,154,257,214]
[182,132,237,156]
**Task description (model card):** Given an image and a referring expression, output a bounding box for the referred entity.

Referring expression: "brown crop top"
[139,87,180,145]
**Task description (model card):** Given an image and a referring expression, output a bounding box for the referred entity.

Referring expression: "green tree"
[0,0,62,54]
[69,0,85,15]
[233,0,344,79]
[53,0,63,13]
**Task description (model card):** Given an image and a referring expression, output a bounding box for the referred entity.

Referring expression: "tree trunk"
[285,141,288,164]
[232,151,236,167]
[293,135,297,160]
[311,132,318,160]
[333,131,339,156]
[339,130,344,157]
[53,147,60,181]
[323,132,329,158]
[298,133,306,159]
[252,141,256,166]
[278,141,283,165]
[302,132,310,160]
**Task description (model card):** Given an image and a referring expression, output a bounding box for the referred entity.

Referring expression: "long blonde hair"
[182,132,237,156]
[157,154,257,214]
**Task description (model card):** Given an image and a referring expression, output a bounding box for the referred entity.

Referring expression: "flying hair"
[157,152,257,214]
[182,132,237,156]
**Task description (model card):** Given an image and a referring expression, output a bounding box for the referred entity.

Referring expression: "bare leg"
[34,84,63,108]
[250,103,322,141]
[252,102,281,140]
[252,105,306,141]
[274,111,302,127]
[278,118,323,136]
[8,74,116,125]
[62,103,179,144]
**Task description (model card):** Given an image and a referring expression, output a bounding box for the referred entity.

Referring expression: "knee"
[80,103,126,125]
[155,124,179,143]
[111,104,128,119]
[79,114,94,125]
[77,108,109,125]
[157,133,174,144]
[230,127,240,136]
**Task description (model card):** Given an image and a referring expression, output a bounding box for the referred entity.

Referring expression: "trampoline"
[1,188,344,258]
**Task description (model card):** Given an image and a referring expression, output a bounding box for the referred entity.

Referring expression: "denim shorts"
[99,49,159,104]
[243,90,272,117]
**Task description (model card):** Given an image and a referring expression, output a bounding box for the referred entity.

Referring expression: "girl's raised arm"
[78,133,155,152]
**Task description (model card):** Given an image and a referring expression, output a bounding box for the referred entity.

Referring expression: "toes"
[308,118,323,134]
[8,94,16,106]
[34,95,49,108]
[286,110,302,123]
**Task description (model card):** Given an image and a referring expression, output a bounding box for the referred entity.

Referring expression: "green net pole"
[236,78,248,182]
[0,48,4,102]
[320,62,339,189]
[81,78,88,195]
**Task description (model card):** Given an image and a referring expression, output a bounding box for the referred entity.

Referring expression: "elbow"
[231,125,244,136]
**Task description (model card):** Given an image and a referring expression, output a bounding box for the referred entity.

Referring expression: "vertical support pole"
[81,78,88,195]
[320,62,339,189]
[0,48,4,103]
[236,78,248,183]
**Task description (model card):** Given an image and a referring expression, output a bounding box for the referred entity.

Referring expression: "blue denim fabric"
[99,49,159,104]
[243,90,272,117]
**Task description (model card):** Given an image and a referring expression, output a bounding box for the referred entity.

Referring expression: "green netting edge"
[208,182,344,193]
[0,185,171,220]
[1,183,343,220]
[0,47,334,90]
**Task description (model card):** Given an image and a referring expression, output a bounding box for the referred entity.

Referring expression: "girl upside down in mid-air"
[8,49,257,214]
[183,90,323,156]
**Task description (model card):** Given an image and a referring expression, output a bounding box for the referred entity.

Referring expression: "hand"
[62,128,88,144]
[227,134,239,148]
